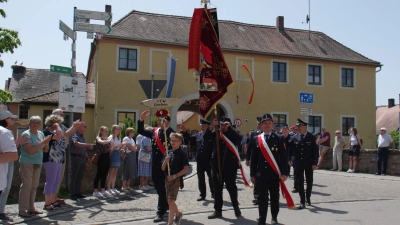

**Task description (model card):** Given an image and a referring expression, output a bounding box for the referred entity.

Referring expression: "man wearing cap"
[206,116,243,219]
[288,118,319,209]
[245,117,262,205]
[274,125,282,135]
[196,119,214,201]
[332,130,346,171]
[376,127,396,175]
[250,114,287,225]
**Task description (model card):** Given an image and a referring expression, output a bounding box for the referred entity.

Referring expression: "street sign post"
[299,92,314,104]
[76,9,112,21]
[50,65,72,74]
[75,23,112,34]
[59,20,75,40]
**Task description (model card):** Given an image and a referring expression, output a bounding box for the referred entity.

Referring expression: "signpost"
[76,9,112,21]
[59,20,75,40]
[50,64,72,75]
[75,23,112,34]
[299,92,314,104]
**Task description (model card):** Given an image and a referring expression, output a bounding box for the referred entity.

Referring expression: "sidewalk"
[2,162,400,224]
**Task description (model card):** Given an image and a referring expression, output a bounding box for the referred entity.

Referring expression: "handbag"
[120,149,127,160]
[91,154,99,165]
[138,151,151,163]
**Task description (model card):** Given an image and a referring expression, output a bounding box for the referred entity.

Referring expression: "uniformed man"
[207,117,243,219]
[196,119,215,201]
[245,117,262,205]
[138,110,189,222]
[281,124,292,178]
[289,118,319,209]
[250,113,287,225]
[275,124,282,135]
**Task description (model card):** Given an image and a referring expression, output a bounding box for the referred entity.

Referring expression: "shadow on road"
[308,205,348,215]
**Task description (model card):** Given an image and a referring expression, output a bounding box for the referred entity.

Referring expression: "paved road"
[3,162,400,224]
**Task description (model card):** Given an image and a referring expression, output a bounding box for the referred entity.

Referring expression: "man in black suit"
[196,119,214,201]
[289,118,319,209]
[250,113,288,225]
[207,117,243,219]
[137,110,189,222]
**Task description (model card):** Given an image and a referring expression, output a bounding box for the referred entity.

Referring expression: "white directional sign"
[76,9,112,21]
[301,107,313,115]
[59,20,75,40]
[75,23,112,34]
[59,76,86,113]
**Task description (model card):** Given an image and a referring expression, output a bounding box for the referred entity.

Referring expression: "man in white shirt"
[376,127,395,176]
[0,126,18,194]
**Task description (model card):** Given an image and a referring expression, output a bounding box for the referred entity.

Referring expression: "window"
[117,111,136,127]
[341,68,354,87]
[307,116,322,134]
[43,110,81,128]
[119,48,137,71]
[273,114,287,128]
[308,65,321,85]
[273,62,287,82]
[18,105,29,119]
[342,117,355,136]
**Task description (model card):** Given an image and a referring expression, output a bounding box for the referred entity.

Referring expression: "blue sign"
[299,92,314,104]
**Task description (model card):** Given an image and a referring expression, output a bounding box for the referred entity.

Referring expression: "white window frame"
[115,109,139,126]
[271,59,289,84]
[149,48,172,76]
[116,44,140,74]
[18,105,29,119]
[271,112,289,127]
[340,115,357,136]
[340,66,356,89]
[306,63,324,87]
[236,56,255,81]
[307,113,324,134]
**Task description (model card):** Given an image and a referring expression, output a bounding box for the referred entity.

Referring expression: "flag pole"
[214,105,222,184]
[163,118,170,176]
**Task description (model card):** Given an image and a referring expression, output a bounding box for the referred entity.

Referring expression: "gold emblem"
[272,147,275,151]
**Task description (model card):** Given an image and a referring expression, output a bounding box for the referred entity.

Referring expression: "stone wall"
[320,148,400,175]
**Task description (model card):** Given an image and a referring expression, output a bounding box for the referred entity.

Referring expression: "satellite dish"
[306,15,310,23]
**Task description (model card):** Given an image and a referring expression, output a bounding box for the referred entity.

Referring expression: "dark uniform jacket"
[245,129,262,161]
[196,130,214,164]
[288,132,319,170]
[204,126,242,172]
[250,132,287,180]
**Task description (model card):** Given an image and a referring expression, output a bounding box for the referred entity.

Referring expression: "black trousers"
[253,181,259,200]
[93,152,110,189]
[293,168,298,189]
[257,178,280,222]
[70,155,85,195]
[152,166,168,216]
[212,169,239,212]
[197,162,214,198]
[295,168,313,204]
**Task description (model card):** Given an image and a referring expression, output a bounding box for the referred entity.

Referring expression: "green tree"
[120,118,137,140]
[389,130,399,149]
[0,89,12,103]
[0,0,22,67]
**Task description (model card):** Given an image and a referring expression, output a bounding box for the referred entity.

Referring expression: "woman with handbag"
[93,126,113,198]
[121,127,138,193]
[138,130,153,190]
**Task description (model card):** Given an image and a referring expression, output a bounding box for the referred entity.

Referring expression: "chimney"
[276,16,284,32]
[388,98,395,108]
[11,65,26,82]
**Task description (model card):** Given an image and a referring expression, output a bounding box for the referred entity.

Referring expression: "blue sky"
[0,0,398,106]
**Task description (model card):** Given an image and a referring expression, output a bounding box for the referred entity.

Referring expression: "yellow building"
[87,11,381,148]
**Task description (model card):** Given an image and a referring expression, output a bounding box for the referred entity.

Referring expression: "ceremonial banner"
[241,64,254,104]
[220,132,253,187]
[188,8,233,118]
[188,9,203,73]
[165,57,177,98]
[257,134,296,209]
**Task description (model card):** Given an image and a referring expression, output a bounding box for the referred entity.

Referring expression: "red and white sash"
[154,127,167,154]
[219,132,253,187]
[257,134,296,209]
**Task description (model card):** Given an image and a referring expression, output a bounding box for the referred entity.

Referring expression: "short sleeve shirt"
[378,133,393,147]
[19,129,45,165]
[70,131,87,155]
[163,148,189,176]
[320,132,331,147]
[96,137,110,154]
[123,136,136,153]
[140,136,152,153]
[43,129,66,163]
[0,127,18,190]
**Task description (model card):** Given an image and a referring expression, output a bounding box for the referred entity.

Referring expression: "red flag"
[188,8,233,118]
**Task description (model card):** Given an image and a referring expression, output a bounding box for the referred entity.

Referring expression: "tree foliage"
[0,0,22,67]
[0,89,12,103]
[120,118,137,140]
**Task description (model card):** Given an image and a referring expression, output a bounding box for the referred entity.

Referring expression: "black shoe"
[234,207,241,217]
[258,222,266,225]
[153,214,163,222]
[298,203,306,209]
[70,194,78,200]
[271,218,278,224]
[306,198,311,206]
[292,189,298,193]
[211,193,215,199]
[208,211,222,219]
[252,199,258,205]
[76,193,87,199]
[197,196,206,201]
